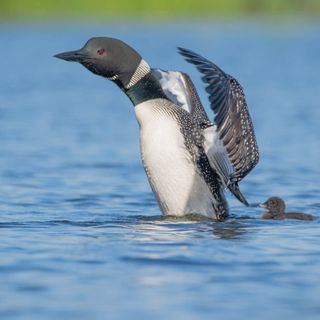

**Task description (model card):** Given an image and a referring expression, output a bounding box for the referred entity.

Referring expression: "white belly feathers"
[135,99,216,217]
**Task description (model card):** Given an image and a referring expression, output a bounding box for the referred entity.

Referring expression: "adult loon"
[54,37,259,220]
[260,197,314,220]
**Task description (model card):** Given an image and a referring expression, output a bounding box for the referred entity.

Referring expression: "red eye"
[97,48,105,56]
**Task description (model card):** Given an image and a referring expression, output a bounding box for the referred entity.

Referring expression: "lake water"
[0,21,319,320]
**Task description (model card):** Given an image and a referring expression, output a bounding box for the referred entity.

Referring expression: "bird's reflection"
[126,214,252,241]
[211,220,249,239]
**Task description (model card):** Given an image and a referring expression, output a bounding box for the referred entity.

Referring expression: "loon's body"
[55,37,259,220]
[135,98,226,217]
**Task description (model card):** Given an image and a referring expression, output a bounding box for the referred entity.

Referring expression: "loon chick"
[54,37,259,220]
[260,197,314,221]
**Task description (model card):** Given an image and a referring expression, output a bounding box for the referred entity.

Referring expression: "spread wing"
[178,47,259,182]
[151,68,211,127]
[178,47,259,205]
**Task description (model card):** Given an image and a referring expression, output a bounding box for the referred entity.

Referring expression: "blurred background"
[0,0,320,20]
[1,1,320,320]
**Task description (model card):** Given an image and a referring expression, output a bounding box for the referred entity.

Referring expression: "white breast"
[135,99,216,217]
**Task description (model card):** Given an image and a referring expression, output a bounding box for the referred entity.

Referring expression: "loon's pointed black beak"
[54,49,87,62]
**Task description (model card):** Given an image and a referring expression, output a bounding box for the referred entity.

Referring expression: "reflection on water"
[211,221,249,240]
[0,22,319,320]
[129,215,251,241]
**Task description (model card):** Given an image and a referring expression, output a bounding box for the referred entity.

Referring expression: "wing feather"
[151,68,211,127]
[178,47,259,183]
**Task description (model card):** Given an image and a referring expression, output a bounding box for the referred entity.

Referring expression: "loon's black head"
[54,37,142,88]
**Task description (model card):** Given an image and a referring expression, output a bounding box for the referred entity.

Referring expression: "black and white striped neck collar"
[123,63,168,106]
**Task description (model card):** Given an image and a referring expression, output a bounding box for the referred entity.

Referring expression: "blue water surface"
[0,21,319,320]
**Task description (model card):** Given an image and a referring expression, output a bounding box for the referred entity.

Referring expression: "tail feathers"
[228,182,249,206]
